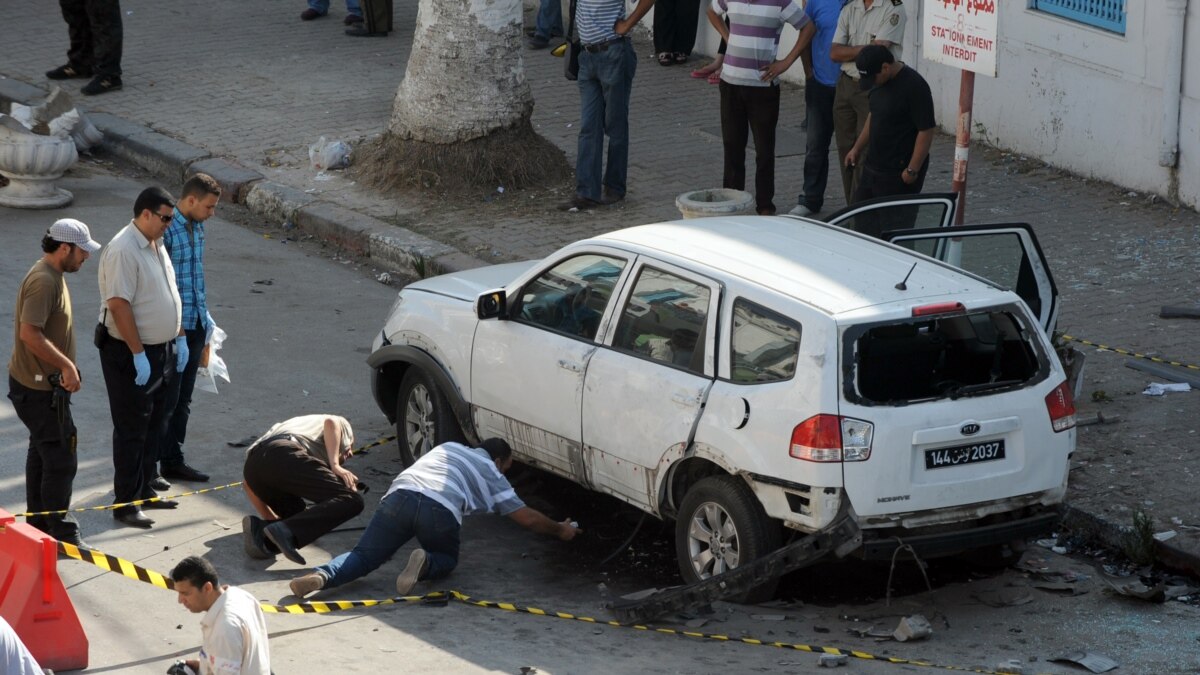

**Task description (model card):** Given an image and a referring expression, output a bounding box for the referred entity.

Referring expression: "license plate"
[924,440,1006,470]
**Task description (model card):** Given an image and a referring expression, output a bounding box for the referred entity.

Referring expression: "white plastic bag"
[308,136,351,171]
[195,323,230,394]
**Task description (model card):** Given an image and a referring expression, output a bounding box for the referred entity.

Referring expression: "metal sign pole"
[952,70,975,225]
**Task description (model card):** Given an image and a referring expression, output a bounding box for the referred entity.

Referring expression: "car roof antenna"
[895,263,917,291]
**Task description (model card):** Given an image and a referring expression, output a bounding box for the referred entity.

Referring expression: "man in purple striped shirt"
[708,0,815,215]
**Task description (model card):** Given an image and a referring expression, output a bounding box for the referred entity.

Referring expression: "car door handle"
[671,392,701,406]
[557,359,584,373]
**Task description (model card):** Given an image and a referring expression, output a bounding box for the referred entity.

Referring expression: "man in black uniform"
[844,44,935,211]
[47,0,125,96]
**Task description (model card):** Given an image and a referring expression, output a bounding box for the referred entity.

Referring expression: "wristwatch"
[904,168,918,177]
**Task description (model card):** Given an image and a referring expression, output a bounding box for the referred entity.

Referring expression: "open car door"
[885,223,1060,335]
[825,192,958,238]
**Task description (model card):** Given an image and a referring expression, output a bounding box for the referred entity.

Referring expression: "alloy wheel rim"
[403,383,435,458]
[686,501,740,578]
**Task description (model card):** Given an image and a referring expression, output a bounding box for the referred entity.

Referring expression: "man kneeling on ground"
[289,438,580,598]
[171,555,271,675]
[241,414,364,565]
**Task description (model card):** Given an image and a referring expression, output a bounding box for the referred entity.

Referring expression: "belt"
[583,37,626,53]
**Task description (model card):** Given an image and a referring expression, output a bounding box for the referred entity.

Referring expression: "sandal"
[657,52,674,66]
[673,52,689,64]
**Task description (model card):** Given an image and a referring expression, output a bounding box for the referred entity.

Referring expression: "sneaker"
[526,35,550,50]
[46,64,91,80]
[81,75,122,96]
[344,13,363,24]
[299,8,324,20]
[289,573,325,598]
[395,549,428,596]
[788,204,815,217]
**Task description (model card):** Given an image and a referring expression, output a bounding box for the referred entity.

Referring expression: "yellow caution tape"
[58,545,1027,674]
[56,540,174,590]
[18,435,397,518]
[1061,334,1200,371]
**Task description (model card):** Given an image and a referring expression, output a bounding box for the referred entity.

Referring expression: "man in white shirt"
[0,616,43,675]
[171,556,271,675]
[288,438,581,598]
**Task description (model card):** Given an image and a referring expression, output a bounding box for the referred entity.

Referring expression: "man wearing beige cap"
[8,219,101,548]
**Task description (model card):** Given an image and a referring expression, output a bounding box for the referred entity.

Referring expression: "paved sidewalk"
[3,0,1199,569]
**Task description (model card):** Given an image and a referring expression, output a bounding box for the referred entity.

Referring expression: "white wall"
[688,1,1200,208]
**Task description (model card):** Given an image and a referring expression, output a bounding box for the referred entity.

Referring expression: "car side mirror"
[477,289,508,320]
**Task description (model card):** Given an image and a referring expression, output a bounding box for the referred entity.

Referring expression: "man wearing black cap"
[8,219,102,548]
[844,44,934,212]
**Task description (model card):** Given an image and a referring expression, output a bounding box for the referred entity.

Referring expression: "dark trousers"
[8,377,80,541]
[360,0,392,33]
[160,326,206,469]
[720,80,780,213]
[58,0,123,77]
[243,439,365,548]
[850,161,930,237]
[833,73,870,203]
[799,79,836,213]
[98,339,173,515]
[652,0,700,55]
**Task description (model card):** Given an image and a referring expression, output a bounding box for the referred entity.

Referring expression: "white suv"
[369,195,1076,600]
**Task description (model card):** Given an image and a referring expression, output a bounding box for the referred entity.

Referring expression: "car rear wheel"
[395,368,463,467]
[675,475,781,603]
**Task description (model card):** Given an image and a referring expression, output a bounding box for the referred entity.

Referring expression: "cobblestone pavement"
[3,0,1198,550]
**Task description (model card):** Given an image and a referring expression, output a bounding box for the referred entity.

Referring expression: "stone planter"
[675,188,755,219]
[0,115,78,209]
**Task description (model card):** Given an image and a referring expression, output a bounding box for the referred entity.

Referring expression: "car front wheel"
[675,475,781,603]
[395,368,463,467]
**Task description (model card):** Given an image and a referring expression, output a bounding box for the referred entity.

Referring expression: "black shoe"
[344,13,363,25]
[345,25,387,36]
[600,187,625,205]
[81,75,122,96]
[46,64,92,80]
[526,35,550,50]
[149,475,172,492]
[114,510,154,529]
[242,516,277,560]
[557,195,604,211]
[143,498,179,510]
[161,463,210,482]
[264,521,306,565]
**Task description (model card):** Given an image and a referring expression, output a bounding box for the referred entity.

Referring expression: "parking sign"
[923,0,999,77]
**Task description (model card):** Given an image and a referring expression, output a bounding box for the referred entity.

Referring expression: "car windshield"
[845,308,1044,405]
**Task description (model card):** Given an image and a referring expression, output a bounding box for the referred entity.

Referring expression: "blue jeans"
[534,0,562,40]
[314,490,460,589]
[159,326,205,468]
[308,0,362,16]
[800,79,836,213]
[575,39,636,202]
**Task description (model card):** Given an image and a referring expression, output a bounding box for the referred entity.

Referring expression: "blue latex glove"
[132,351,150,386]
[175,335,189,373]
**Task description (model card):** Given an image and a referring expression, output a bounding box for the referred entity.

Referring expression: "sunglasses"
[151,211,173,224]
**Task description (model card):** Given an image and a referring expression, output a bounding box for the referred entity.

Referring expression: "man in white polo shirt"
[171,555,271,675]
[288,438,581,598]
[96,186,186,529]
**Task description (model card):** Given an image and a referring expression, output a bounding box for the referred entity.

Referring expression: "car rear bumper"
[859,509,1060,560]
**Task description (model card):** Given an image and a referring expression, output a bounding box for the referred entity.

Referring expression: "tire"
[395,368,464,467]
[675,475,781,604]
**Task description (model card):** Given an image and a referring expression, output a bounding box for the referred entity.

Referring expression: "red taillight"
[791,415,843,462]
[912,302,966,317]
[1045,381,1077,432]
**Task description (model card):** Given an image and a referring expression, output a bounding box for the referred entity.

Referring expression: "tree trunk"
[357,0,569,190]
[391,0,532,143]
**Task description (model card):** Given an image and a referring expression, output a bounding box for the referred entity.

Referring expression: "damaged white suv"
[369,194,1076,599]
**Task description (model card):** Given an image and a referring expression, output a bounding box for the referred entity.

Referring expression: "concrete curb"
[1061,504,1200,579]
[0,78,487,277]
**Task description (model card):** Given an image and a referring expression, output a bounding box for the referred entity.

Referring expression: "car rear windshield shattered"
[850,310,1042,405]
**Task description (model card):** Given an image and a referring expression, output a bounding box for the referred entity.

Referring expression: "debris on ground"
[817,653,848,668]
[309,136,351,171]
[1050,651,1119,673]
[973,587,1035,607]
[892,614,932,642]
[996,658,1025,673]
[1099,573,1167,602]
[1159,305,1200,319]
[1142,382,1192,396]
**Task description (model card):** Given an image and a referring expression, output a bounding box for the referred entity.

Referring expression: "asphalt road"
[2,164,1199,674]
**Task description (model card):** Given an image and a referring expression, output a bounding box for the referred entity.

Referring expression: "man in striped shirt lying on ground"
[707,0,815,215]
[289,438,581,598]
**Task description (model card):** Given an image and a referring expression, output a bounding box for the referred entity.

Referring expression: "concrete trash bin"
[675,188,755,219]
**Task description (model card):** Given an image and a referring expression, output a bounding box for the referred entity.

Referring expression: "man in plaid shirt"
[158,174,221,486]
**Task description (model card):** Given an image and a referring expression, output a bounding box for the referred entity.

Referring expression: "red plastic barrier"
[0,509,88,671]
